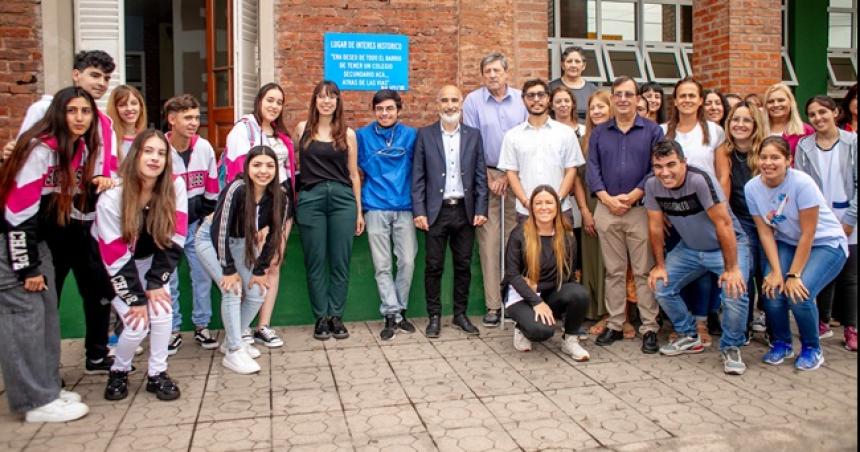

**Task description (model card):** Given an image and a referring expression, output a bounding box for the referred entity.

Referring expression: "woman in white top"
[222,83,296,348]
[796,95,857,351]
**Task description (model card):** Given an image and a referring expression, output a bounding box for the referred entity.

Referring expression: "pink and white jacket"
[167,133,219,225]
[221,114,296,197]
[94,177,188,306]
[3,137,88,279]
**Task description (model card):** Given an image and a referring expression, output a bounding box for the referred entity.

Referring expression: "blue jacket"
[357,121,417,211]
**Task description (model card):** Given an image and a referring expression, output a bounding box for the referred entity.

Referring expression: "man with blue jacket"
[357,90,419,341]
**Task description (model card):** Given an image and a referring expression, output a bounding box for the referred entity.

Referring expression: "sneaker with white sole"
[254,326,284,348]
[513,328,532,352]
[721,346,746,375]
[241,328,254,345]
[562,335,590,362]
[219,342,261,359]
[59,389,81,403]
[193,328,219,349]
[222,348,260,374]
[25,398,89,423]
[751,310,767,332]
[167,332,182,356]
[659,335,704,356]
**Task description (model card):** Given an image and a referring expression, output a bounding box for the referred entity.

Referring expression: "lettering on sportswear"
[8,231,29,270]
[111,275,139,305]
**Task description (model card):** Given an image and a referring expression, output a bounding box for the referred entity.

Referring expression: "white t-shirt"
[263,134,290,184]
[498,118,585,215]
[661,121,725,177]
[817,146,857,244]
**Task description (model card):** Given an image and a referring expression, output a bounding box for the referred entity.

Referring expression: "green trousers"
[296,181,357,319]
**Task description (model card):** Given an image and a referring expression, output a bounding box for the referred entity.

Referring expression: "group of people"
[0,47,855,424]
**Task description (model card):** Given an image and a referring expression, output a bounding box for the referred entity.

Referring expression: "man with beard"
[412,85,489,337]
[498,79,584,224]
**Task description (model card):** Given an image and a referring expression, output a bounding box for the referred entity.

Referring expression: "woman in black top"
[503,185,590,361]
[295,80,363,341]
[715,101,767,339]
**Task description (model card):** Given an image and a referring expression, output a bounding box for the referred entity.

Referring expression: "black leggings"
[817,244,857,328]
[507,282,589,341]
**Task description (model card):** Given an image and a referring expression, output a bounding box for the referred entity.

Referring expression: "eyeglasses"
[374,106,397,113]
[612,91,637,99]
[524,92,548,100]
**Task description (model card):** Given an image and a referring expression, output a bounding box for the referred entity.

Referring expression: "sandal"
[589,316,608,335]
[622,321,636,339]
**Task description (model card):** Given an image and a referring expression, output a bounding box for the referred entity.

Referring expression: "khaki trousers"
[475,172,517,311]
[594,203,659,334]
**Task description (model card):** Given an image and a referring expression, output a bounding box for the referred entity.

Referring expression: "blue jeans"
[667,227,720,320]
[195,220,266,351]
[365,210,417,321]
[655,240,751,350]
[169,220,213,331]
[738,217,765,323]
[763,241,847,349]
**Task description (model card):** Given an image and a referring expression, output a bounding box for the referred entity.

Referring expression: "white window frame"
[643,43,685,84]
[602,41,647,82]
[781,51,798,86]
[826,49,858,87]
[680,45,693,77]
[559,39,610,83]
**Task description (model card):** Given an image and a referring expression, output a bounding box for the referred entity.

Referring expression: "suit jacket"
[412,121,489,225]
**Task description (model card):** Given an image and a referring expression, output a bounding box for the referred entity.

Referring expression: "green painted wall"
[59,228,491,338]
[789,0,829,120]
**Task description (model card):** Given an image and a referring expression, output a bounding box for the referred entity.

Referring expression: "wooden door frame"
[204,0,234,153]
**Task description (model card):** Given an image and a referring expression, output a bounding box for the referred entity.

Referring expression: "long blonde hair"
[119,129,176,248]
[722,101,766,174]
[580,90,613,157]
[763,83,806,136]
[107,85,147,159]
[523,185,573,290]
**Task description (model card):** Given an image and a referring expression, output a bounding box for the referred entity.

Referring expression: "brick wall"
[0,0,41,143]
[693,0,781,97]
[275,0,548,131]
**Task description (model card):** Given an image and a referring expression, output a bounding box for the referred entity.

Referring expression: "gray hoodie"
[795,129,857,228]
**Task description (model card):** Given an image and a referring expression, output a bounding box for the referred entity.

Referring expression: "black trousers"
[507,282,589,341]
[425,203,475,317]
[46,219,114,361]
[818,244,857,328]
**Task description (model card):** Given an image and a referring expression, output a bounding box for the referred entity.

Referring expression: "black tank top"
[298,138,350,190]
[729,149,753,222]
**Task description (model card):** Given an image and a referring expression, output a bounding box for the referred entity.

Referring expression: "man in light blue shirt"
[357,90,418,341]
[462,52,528,327]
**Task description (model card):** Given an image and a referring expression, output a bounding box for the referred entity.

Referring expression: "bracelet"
[785,272,801,279]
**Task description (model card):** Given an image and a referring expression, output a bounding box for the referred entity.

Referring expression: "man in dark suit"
[413,85,489,338]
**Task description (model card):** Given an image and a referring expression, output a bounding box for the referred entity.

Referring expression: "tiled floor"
[1,317,856,451]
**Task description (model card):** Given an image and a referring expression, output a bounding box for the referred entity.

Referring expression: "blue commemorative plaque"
[323,32,409,91]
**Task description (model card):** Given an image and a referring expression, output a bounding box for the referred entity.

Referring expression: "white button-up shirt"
[498,118,584,215]
[441,123,465,200]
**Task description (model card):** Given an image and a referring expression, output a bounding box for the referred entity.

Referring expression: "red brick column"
[0,0,41,144]
[693,0,781,97]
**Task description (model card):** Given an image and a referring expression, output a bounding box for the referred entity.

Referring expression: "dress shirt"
[462,86,528,168]
[585,115,665,196]
[441,123,465,199]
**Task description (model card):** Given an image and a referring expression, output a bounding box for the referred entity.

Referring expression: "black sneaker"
[398,310,416,334]
[641,331,659,354]
[380,315,397,341]
[329,316,350,339]
[193,328,219,350]
[595,328,624,346]
[104,370,129,401]
[254,326,284,348]
[167,332,182,355]
[482,309,501,327]
[146,372,180,401]
[85,356,120,375]
[314,317,331,341]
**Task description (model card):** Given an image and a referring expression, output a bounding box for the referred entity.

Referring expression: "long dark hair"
[640,82,666,123]
[118,129,176,248]
[253,83,291,139]
[837,83,857,130]
[704,89,729,126]
[0,86,100,226]
[665,76,710,146]
[242,146,285,267]
[301,80,347,152]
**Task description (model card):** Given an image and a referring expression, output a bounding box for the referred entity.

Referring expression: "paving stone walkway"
[0,317,856,451]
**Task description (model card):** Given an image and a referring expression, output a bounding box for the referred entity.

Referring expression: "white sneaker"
[241,328,254,345]
[59,389,81,403]
[135,345,144,355]
[219,342,261,359]
[513,328,532,352]
[221,348,260,374]
[25,398,89,423]
[562,335,590,362]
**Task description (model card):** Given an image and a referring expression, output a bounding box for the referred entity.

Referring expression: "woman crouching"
[95,129,187,400]
[503,185,590,361]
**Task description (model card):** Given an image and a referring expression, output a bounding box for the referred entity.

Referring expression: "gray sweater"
[795,129,857,228]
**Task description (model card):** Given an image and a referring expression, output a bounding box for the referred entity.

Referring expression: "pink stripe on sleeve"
[175,211,188,238]
[224,153,247,183]
[98,236,129,269]
[204,175,219,195]
[6,178,46,214]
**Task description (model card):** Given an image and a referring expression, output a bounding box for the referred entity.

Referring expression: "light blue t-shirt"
[744,169,848,256]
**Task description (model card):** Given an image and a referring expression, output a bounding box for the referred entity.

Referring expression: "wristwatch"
[785,273,801,279]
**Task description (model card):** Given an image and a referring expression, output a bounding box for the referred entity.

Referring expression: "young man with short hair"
[163,94,219,353]
[645,139,751,375]
[356,89,419,341]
